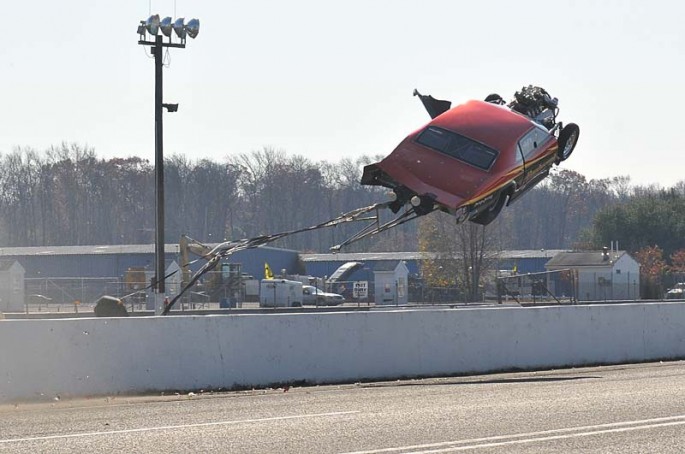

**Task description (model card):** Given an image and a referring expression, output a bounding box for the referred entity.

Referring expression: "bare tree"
[419,212,502,302]
[0,148,43,244]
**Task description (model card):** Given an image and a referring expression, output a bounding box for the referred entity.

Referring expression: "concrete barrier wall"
[2,303,685,403]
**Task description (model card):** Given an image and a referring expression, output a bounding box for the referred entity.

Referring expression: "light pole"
[137,14,200,314]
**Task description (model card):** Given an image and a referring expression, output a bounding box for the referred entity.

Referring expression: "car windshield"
[416,126,498,170]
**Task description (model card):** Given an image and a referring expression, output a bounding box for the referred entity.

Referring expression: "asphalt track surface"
[2,361,685,453]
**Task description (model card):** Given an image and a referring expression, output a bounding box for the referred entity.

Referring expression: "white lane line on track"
[341,414,685,454]
[407,420,685,453]
[0,410,360,445]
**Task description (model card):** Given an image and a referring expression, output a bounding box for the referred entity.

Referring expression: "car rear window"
[416,126,498,170]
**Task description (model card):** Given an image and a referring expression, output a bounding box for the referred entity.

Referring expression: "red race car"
[361,86,579,225]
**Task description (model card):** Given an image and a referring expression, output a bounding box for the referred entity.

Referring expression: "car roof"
[430,100,534,152]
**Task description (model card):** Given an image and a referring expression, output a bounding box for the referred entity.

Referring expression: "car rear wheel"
[557,123,579,162]
[471,191,508,226]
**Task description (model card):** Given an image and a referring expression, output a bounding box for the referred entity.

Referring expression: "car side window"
[517,127,551,160]
[515,145,524,165]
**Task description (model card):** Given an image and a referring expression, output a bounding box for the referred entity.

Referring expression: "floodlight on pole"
[173,18,186,39]
[137,13,199,315]
[186,19,200,39]
[145,14,160,35]
[160,17,173,37]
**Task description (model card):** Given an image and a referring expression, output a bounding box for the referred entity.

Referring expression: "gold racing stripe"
[462,146,559,206]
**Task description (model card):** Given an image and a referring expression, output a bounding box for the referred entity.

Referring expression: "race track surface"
[2,361,685,453]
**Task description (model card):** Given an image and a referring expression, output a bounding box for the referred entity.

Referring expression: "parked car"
[666,283,685,299]
[302,285,345,306]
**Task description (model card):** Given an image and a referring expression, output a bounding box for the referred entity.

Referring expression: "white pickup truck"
[302,285,345,306]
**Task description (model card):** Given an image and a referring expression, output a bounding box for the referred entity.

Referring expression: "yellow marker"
[264,262,274,279]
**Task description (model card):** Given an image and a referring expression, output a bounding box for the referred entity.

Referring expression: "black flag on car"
[413,89,451,119]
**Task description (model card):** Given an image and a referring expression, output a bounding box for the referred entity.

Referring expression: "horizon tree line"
[0,143,677,259]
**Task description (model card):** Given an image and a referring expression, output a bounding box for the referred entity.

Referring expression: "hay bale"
[94,296,129,317]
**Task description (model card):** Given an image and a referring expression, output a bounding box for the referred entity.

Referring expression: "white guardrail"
[2,303,685,403]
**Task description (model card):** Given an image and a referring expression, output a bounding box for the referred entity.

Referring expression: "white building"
[0,260,25,312]
[373,261,409,305]
[545,249,640,301]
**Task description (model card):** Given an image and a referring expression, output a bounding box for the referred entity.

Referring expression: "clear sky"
[1,0,683,187]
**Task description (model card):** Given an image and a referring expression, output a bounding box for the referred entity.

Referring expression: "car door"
[517,126,554,188]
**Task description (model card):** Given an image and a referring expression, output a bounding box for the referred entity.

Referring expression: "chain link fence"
[25,277,128,313]
[20,275,500,313]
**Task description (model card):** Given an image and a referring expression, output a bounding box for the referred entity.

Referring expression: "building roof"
[0,260,18,271]
[373,260,405,272]
[301,250,567,262]
[0,245,567,262]
[302,252,427,262]
[545,250,627,268]
[0,244,296,257]
[499,249,568,260]
[0,244,169,257]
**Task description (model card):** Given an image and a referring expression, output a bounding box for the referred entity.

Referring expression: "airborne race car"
[361,86,580,225]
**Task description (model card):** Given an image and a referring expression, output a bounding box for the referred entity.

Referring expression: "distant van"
[260,279,303,307]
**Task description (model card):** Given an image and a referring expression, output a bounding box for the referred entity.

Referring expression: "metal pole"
[154,35,166,296]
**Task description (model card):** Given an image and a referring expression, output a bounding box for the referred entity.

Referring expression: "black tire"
[557,123,579,162]
[471,191,508,226]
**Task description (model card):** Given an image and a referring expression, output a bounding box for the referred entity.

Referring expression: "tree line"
[0,144,395,252]
[0,144,680,260]
[587,185,685,296]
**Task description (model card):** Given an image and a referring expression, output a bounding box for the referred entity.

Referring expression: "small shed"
[0,260,25,312]
[545,249,640,301]
[165,261,182,298]
[373,260,409,305]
